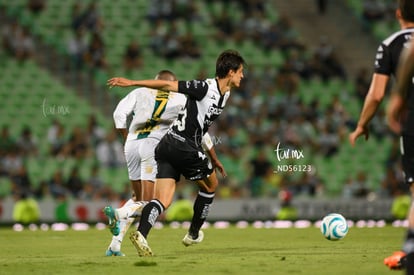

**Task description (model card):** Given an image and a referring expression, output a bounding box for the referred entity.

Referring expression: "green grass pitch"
[0,225,405,274]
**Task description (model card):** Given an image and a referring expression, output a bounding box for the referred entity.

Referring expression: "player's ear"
[227,69,235,78]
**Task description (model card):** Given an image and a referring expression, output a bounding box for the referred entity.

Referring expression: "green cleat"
[103,206,120,236]
[105,248,125,257]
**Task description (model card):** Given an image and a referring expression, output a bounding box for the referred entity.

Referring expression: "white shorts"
[124,138,158,181]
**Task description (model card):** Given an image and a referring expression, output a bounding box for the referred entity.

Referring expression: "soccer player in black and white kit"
[348,0,414,272]
[387,24,414,275]
[104,70,224,256]
[107,50,245,256]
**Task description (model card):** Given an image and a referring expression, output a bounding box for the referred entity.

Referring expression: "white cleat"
[129,231,153,256]
[182,230,204,247]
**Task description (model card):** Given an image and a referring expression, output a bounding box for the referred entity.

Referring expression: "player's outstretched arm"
[107,77,179,92]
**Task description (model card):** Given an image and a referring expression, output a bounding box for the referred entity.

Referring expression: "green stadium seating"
[1,0,397,198]
[0,177,12,198]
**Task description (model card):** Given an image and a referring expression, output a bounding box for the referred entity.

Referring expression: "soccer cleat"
[182,230,204,247]
[105,248,125,257]
[384,251,406,270]
[103,206,120,236]
[129,231,153,257]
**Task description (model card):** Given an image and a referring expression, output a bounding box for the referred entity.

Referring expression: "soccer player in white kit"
[105,70,224,256]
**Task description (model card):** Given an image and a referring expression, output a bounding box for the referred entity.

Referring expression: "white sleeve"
[201,132,213,151]
[113,91,136,129]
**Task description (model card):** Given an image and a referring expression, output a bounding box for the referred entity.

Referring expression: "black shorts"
[155,133,214,182]
[401,135,414,185]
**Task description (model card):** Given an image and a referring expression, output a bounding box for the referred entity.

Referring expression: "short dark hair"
[215,50,246,78]
[155,70,177,81]
[399,0,414,23]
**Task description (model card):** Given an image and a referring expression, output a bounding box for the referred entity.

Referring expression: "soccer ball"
[320,213,349,241]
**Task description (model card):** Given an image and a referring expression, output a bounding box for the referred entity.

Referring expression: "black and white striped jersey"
[375,28,414,135]
[167,78,230,148]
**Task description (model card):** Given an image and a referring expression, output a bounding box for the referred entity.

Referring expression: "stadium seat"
[0,177,12,198]
[1,0,397,199]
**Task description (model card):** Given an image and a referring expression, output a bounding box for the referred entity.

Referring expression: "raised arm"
[107,77,179,92]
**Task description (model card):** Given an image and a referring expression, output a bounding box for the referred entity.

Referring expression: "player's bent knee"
[153,178,176,209]
[197,175,218,193]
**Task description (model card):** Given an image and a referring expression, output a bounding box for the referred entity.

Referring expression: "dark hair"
[155,69,177,81]
[215,50,246,78]
[399,0,414,22]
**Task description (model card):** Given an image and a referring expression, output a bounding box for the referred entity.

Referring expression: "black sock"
[404,229,414,255]
[137,200,164,238]
[406,253,414,275]
[407,229,414,241]
[189,191,215,238]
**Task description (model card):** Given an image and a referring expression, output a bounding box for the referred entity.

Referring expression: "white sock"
[116,201,148,219]
[124,198,135,208]
[114,198,134,219]
[109,217,135,251]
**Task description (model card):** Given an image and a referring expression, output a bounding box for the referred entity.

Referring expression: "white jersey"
[113,87,187,141]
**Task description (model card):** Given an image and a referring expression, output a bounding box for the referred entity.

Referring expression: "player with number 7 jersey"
[105,70,187,256]
[119,83,186,142]
[107,50,246,256]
